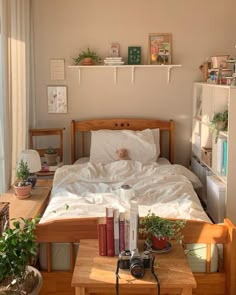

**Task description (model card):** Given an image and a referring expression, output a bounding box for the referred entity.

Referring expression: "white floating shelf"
[68,64,182,85]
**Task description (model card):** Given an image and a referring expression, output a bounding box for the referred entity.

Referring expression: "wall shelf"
[68,64,182,85]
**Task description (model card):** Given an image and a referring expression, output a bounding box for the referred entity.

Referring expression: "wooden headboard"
[71,118,174,164]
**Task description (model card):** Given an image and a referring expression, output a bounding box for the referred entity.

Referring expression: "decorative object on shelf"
[109,42,120,57]
[128,46,141,65]
[210,110,228,143]
[210,55,229,69]
[18,150,41,188]
[44,147,58,166]
[139,210,185,250]
[14,159,32,199]
[148,33,172,65]
[199,61,210,82]
[201,147,212,167]
[47,86,67,114]
[0,217,43,295]
[73,48,102,65]
[104,56,124,65]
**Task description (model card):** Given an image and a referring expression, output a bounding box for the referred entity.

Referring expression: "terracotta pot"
[82,57,94,65]
[14,184,32,199]
[44,153,57,166]
[151,236,168,250]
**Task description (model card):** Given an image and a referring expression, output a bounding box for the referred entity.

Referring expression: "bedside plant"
[73,48,102,65]
[209,110,228,143]
[14,159,32,199]
[0,217,42,295]
[44,147,57,166]
[139,211,186,250]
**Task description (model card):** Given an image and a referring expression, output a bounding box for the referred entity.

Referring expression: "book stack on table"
[98,201,139,257]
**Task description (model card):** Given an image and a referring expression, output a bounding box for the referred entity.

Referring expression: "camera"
[118,249,152,278]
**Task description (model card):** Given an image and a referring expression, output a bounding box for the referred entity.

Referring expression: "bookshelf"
[191,82,236,224]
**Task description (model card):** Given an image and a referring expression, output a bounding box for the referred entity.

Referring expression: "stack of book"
[104,57,124,66]
[98,202,139,256]
[216,138,228,176]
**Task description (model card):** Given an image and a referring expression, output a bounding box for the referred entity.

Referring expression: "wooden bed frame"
[35,118,236,295]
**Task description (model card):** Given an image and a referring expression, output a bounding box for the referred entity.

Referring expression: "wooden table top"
[72,239,197,290]
[0,179,52,226]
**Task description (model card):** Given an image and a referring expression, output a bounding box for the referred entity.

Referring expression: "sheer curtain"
[0,0,34,192]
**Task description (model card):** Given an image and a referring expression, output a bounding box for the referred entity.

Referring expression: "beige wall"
[32,0,236,165]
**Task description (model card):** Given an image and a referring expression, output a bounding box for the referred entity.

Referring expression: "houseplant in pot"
[73,47,102,65]
[139,211,186,250]
[44,147,58,166]
[0,217,42,294]
[209,110,228,143]
[14,159,32,199]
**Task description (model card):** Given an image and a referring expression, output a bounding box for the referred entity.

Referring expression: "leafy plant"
[73,48,102,65]
[139,211,186,244]
[210,110,228,143]
[0,217,40,294]
[45,147,57,154]
[16,159,30,186]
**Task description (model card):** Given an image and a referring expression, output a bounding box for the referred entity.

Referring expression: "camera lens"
[130,258,145,278]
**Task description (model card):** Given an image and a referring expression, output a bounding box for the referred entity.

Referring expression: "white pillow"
[90,129,157,164]
[151,128,160,159]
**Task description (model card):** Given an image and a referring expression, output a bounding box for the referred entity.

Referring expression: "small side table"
[71,239,197,295]
[0,179,52,227]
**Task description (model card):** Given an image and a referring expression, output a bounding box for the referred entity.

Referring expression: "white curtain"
[0,0,34,192]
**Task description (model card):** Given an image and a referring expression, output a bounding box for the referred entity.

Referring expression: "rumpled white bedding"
[40,160,211,223]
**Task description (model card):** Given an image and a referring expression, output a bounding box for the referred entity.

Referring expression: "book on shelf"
[97,217,107,256]
[124,212,130,251]
[222,141,228,176]
[113,209,120,255]
[119,212,125,252]
[106,207,115,256]
[216,138,225,174]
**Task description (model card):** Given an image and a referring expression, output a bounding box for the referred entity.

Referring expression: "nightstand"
[0,179,52,227]
[71,239,197,295]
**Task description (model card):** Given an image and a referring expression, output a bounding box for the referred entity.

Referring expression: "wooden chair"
[29,128,65,162]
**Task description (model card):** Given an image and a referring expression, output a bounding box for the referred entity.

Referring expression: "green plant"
[73,48,102,65]
[210,110,228,143]
[0,217,40,294]
[139,211,186,244]
[16,159,30,186]
[45,147,57,154]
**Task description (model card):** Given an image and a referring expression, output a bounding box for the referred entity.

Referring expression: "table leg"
[182,287,192,295]
[75,287,86,295]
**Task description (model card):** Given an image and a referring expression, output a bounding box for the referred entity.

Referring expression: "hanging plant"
[209,110,228,143]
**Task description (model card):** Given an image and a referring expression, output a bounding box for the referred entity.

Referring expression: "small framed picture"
[109,42,120,57]
[128,47,141,65]
[148,33,172,65]
[47,86,67,114]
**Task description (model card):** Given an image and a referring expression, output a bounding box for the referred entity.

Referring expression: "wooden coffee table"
[71,239,197,295]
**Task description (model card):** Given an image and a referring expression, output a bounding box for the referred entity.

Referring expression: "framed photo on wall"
[148,33,172,65]
[47,86,67,114]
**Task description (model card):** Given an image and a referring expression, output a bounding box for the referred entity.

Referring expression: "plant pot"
[151,236,168,250]
[27,266,43,295]
[44,153,57,166]
[82,57,94,65]
[14,183,32,199]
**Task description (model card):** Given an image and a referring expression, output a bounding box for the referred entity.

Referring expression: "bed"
[35,118,236,295]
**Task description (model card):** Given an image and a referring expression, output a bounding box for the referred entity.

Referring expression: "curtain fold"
[0,0,33,191]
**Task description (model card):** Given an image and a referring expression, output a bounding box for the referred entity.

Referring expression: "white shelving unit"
[68,64,182,85]
[191,82,236,224]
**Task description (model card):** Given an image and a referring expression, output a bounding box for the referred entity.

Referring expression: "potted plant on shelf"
[209,110,228,143]
[0,217,42,295]
[139,211,186,250]
[14,159,32,199]
[44,147,58,166]
[73,48,102,65]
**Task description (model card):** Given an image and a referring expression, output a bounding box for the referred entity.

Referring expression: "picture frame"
[148,33,172,65]
[47,86,67,114]
[128,46,141,65]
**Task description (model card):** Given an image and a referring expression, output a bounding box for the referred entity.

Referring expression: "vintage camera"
[118,249,152,278]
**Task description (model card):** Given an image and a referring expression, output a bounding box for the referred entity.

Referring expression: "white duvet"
[40,160,211,223]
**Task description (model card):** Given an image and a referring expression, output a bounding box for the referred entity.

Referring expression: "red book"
[119,212,125,252]
[98,217,107,256]
[106,208,114,256]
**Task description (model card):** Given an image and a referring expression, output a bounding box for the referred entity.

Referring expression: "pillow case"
[89,129,157,164]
